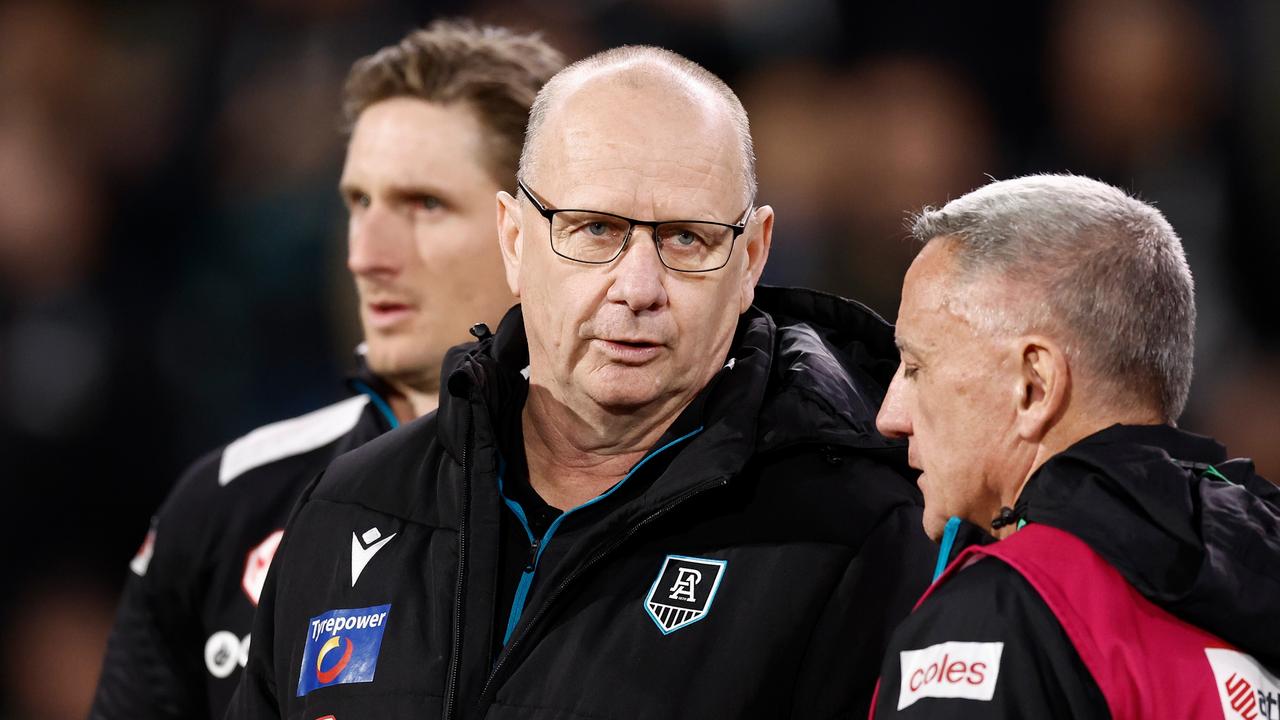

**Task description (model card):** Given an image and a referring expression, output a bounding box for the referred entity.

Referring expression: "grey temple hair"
[911,174,1196,422]
[518,45,757,206]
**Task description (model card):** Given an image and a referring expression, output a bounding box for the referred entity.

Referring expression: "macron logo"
[351,527,396,587]
[898,641,1004,710]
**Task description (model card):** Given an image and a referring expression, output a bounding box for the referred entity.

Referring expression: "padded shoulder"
[219,395,370,485]
[310,411,453,527]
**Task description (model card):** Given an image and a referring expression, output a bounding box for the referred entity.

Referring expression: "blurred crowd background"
[1,0,1277,717]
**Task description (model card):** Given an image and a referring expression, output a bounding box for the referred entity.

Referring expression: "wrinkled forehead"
[898,241,1002,350]
[896,238,1034,353]
[530,70,747,215]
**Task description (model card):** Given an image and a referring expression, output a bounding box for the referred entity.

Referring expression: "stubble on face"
[344,98,512,395]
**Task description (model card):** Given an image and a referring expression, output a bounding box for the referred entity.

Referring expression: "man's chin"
[586,390,661,414]
[579,378,667,414]
[922,511,950,544]
[364,345,440,392]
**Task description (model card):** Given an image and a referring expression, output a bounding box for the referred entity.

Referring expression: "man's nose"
[876,367,912,439]
[347,205,407,277]
[605,226,669,312]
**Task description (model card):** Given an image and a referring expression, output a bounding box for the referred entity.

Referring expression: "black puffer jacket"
[229,287,937,720]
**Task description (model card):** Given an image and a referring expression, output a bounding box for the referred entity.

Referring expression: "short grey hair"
[911,174,1196,421]
[518,46,757,205]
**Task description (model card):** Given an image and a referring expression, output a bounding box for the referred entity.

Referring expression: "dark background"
[2,1,1277,717]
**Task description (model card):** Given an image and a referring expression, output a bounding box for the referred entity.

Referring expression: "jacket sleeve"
[89,563,205,720]
[788,492,936,720]
[870,558,1109,719]
[89,453,223,720]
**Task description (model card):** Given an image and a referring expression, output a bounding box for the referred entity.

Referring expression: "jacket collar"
[440,304,768,503]
[344,345,400,431]
[1021,422,1280,665]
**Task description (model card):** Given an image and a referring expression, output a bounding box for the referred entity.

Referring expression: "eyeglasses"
[516,178,752,273]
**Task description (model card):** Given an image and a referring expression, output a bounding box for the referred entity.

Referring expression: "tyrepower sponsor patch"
[1206,647,1280,720]
[897,641,1004,710]
[296,605,391,697]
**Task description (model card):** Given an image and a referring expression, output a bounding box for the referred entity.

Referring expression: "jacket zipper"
[443,407,474,720]
[478,476,729,702]
[524,538,539,569]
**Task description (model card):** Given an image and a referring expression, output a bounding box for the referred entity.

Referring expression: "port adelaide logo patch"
[644,555,727,634]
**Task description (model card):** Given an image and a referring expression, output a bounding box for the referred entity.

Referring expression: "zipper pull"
[525,538,540,571]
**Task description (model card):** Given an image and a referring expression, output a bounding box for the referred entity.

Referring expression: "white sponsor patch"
[129,526,157,577]
[898,641,1004,710]
[1206,647,1280,720]
[204,631,250,679]
[241,529,284,605]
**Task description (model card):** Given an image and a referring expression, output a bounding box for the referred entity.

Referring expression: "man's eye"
[902,365,920,380]
[673,230,702,247]
[417,196,442,211]
[587,222,610,236]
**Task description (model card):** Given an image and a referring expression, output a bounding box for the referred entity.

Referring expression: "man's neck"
[385,380,439,424]
[521,385,694,511]
[999,404,1167,535]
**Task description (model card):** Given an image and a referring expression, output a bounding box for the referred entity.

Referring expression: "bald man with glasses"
[230,45,936,720]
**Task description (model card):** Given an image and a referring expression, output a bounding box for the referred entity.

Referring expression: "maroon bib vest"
[917,524,1279,719]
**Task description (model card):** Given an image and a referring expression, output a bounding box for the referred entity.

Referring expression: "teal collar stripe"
[500,425,706,645]
[351,380,399,430]
[932,516,962,583]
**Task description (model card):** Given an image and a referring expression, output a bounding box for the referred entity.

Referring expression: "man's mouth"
[594,337,663,364]
[366,301,416,329]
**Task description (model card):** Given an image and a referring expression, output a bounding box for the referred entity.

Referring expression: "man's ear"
[1013,335,1070,442]
[496,190,523,297]
[737,205,774,312]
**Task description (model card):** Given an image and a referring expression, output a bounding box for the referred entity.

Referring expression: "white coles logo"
[242,529,284,606]
[897,641,1004,710]
[1206,648,1280,720]
[205,631,250,679]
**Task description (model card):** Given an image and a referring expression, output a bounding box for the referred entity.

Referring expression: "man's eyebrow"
[895,337,923,358]
[338,180,452,200]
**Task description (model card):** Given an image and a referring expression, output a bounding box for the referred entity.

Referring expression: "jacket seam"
[303,496,459,533]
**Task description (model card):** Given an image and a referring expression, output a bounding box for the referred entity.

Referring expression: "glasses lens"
[655,222,735,271]
[551,211,630,263]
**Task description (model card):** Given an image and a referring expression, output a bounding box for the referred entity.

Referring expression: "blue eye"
[587,222,610,236]
[673,230,700,246]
